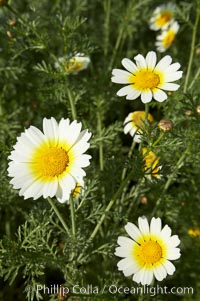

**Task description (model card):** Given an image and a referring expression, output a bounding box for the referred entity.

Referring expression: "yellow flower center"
[156,11,172,27]
[163,30,175,47]
[32,146,69,177]
[131,70,160,90]
[65,59,83,73]
[139,240,162,264]
[142,148,160,178]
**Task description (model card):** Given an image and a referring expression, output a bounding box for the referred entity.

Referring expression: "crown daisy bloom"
[124,111,154,143]
[8,117,92,203]
[150,3,175,31]
[142,147,161,179]
[115,216,181,285]
[156,21,180,53]
[56,53,90,75]
[111,51,183,103]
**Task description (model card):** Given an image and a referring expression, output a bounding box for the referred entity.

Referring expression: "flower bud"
[158,119,173,132]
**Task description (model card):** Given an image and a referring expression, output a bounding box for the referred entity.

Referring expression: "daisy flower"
[142,147,161,179]
[8,117,92,203]
[156,21,180,53]
[55,53,90,74]
[111,51,183,103]
[150,3,176,31]
[115,216,181,285]
[188,228,200,238]
[124,111,154,143]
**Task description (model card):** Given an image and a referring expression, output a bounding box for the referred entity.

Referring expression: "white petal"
[132,268,148,285]
[155,55,172,71]
[43,180,58,198]
[117,85,133,97]
[153,89,167,102]
[117,236,135,248]
[25,126,45,146]
[165,62,181,73]
[121,58,138,73]
[138,216,150,236]
[125,222,142,243]
[134,54,147,69]
[165,71,183,82]
[150,217,162,236]
[115,246,132,258]
[160,225,172,239]
[154,264,167,281]
[43,117,59,145]
[161,83,180,91]
[141,90,152,103]
[111,69,132,84]
[58,119,82,149]
[126,88,141,100]
[163,260,176,275]
[166,248,181,260]
[142,267,154,285]
[22,179,44,200]
[146,51,157,69]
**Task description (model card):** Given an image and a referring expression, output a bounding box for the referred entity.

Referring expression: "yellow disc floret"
[156,11,172,27]
[130,70,160,91]
[163,30,176,48]
[31,145,69,178]
[139,240,162,264]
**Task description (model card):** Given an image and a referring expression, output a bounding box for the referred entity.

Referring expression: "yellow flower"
[156,21,180,53]
[124,111,154,143]
[142,147,161,179]
[188,228,200,238]
[150,3,175,31]
[115,217,181,285]
[111,51,183,103]
[8,117,92,203]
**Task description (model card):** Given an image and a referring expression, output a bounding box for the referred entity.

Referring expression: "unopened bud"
[185,110,192,116]
[196,48,200,56]
[6,30,14,39]
[158,119,173,132]
[196,105,200,115]
[140,195,148,205]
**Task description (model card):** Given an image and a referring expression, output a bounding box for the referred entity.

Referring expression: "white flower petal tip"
[8,117,92,203]
[115,216,181,285]
[111,50,182,103]
[149,3,176,31]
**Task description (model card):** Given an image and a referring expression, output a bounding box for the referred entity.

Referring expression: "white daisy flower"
[115,216,181,285]
[150,3,176,31]
[8,117,92,203]
[124,111,154,143]
[55,53,90,74]
[111,51,183,103]
[156,21,180,53]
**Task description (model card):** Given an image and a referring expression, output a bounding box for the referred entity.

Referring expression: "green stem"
[67,88,77,120]
[47,198,70,235]
[69,196,76,236]
[151,145,190,216]
[97,98,104,171]
[188,66,200,90]
[183,8,200,93]
[103,0,111,56]
[145,103,149,120]
[89,169,135,242]
[152,132,165,147]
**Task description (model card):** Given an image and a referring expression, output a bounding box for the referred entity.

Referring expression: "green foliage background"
[0,0,200,300]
